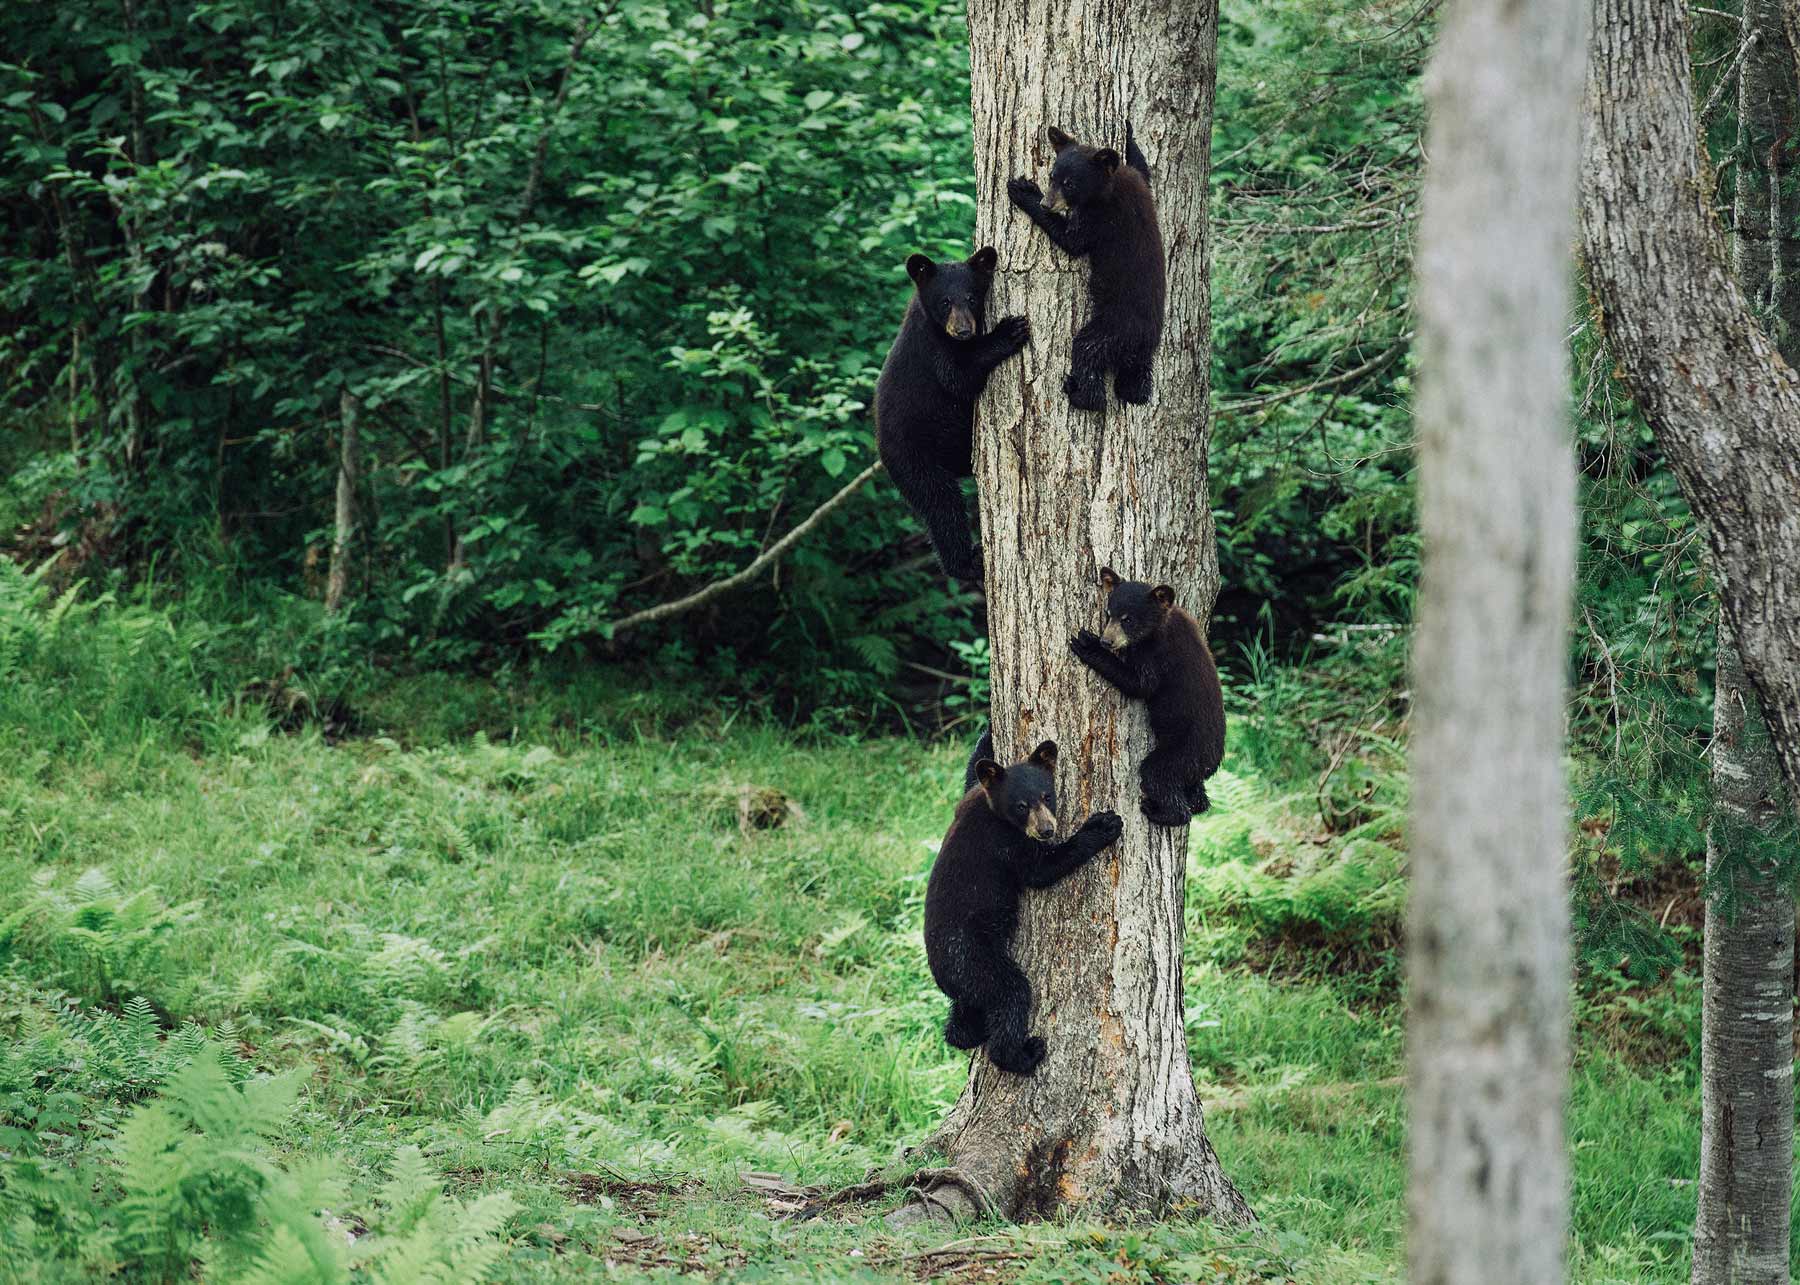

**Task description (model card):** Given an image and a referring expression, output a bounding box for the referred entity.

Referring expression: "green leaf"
[820,449,846,478]
[629,505,667,526]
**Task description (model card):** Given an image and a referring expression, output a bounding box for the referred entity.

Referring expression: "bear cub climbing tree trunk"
[895,0,1248,1224]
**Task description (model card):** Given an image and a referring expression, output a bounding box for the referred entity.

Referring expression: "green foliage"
[1,0,979,708]
[0,869,200,1009]
[1209,0,1425,640]
[0,994,517,1281]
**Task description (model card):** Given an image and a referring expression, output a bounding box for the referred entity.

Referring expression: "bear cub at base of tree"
[1070,568,1226,826]
[924,737,1123,1075]
[874,247,1030,584]
[1006,122,1165,411]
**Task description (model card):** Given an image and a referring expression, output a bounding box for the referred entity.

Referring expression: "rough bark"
[1581,0,1800,812]
[1694,624,1794,1285]
[900,0,1248,1225]
[1687,5,1798,1281]
[1405,2,1587,1282]
[326,391,363,617]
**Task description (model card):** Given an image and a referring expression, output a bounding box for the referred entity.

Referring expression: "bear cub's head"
[905,247,999,342]
[972,739,1059,841]
[1044,125,1125,213]
[1098,567,1176,649]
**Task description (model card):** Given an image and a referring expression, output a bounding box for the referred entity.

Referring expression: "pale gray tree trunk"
[896,0,1248,1224]
[1687,5,1797,1281]
[1405,2,1587,1282]
[326,390,362,617]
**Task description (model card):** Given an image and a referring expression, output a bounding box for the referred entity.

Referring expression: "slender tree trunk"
[326,390,363,617]
[896,0,1248,1226]
[1687,5,1798,1281]
[1405,3,1586,1282]
[1694,622,1793,1285]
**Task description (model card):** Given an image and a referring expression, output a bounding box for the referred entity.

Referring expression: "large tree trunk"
[1581,2,1800,1281]
[1405,2,1587,1282]
[1689,4,1798,1281]
[900,0,1248,1225]
[1581,0,1800,810]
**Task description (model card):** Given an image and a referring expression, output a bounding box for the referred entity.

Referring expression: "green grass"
[0,571,1733,1282]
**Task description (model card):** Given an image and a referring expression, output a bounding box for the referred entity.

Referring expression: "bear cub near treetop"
[1070,568,1225,826]
[924,737,1122,1075]
[874,247,1030,584]
[1006,122,1165,411]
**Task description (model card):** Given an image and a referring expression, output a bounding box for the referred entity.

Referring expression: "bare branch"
[1216,335,1412,415]
[605,461,882,636]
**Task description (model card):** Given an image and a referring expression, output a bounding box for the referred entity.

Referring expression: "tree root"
[881,1166,995,1229]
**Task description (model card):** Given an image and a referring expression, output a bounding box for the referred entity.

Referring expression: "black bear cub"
[874,247,1030,583]
[924,738,1122,1075]
[1070,568,1225,826]
[1006,123,1165,411]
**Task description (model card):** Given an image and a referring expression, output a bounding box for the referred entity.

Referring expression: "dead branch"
[1216,335,1412,415]
[605,461,882,637]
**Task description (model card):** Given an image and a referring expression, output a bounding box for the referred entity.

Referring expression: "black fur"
[1005,122,1165,411]
[924,738,1123,1074]
[873,248,1030,583]
[963,725,994,792]
[1069,568,1225,826]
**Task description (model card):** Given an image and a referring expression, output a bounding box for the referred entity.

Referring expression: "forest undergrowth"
[0,565,1728,1284]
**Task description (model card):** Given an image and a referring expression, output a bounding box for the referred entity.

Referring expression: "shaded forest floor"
[0,616,1724,1282]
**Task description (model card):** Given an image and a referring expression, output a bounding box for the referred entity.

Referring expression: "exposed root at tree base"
[882,1132,1255,1230]
[882,1167,997,1228]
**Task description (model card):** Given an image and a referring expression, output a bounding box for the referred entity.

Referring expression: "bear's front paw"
[1070,629,1106,662]
[1081,809,1124,849]
[994,315,1031,352]
[1007,177,1043,208]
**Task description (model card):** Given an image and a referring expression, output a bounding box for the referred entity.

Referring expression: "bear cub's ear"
[1151,584,1176,608]
[967,246,998,275]
[975,759,1005,790]
[1047,125,1075,153]
[1094,147,1122,174]
[1098,566,1120,593]
[906,253,936,285]
[1028,740,1058,771]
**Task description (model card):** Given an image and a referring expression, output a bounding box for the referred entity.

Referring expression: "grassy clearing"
[0,573,1727,1282]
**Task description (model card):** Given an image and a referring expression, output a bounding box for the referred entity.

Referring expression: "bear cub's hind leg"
[944,1000,986,1050]
[1114,353,1154,406]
